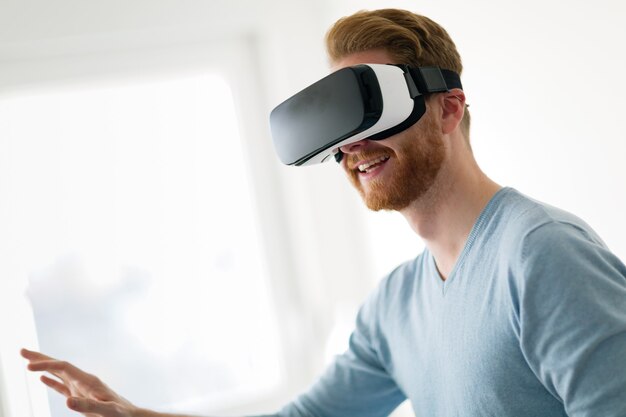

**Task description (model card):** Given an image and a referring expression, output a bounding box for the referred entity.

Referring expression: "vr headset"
[269,64,462,166]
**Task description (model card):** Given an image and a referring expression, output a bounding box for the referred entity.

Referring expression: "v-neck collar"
[429,187,512,294]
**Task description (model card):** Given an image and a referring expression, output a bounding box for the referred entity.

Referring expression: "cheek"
[374,132,412,159]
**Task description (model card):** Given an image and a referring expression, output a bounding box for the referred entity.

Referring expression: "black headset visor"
[270,64,462,166]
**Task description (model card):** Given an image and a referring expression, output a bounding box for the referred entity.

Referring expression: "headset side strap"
[407,67,463,95]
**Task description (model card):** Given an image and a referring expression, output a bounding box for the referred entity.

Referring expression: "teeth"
[358,156,389,173]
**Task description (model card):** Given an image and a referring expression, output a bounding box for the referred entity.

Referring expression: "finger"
[27,359,88,377]
[21,349,56,362]
[27,359,86,383]
[67,397,118,416]
[27,360,68,373]
[27,357,110,400]
[40,375,71,397]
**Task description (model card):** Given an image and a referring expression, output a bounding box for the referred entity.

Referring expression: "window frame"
[0,36,310,416]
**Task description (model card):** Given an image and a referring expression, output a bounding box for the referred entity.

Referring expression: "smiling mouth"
[358,156,390,174]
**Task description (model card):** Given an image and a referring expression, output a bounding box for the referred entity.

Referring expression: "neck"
[400,145,501,280]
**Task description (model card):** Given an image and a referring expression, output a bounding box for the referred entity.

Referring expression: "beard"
[345,109,445,211]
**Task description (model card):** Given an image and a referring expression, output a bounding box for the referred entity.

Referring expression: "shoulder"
[490,188,606,258]
[506,190,607,263]
[495,188,600,240]
[357,252,427,323]
[376,252,428,302]
[499,190,626,292]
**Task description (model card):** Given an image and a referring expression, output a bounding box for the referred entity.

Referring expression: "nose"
[339,139,368,154]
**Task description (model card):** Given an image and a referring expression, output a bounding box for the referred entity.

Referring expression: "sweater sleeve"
[274,283,406,417]
[515,221,626,416]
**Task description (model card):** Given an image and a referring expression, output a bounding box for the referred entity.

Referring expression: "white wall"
[1,1,625,416]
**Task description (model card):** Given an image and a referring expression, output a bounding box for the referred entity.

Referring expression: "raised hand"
[21,348,139,417]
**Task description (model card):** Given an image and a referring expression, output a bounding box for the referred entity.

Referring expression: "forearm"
[134,408,228,417]
[133,407,266,417]
[133,408,226,417]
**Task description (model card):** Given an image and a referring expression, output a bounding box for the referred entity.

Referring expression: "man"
[22,9,626,417]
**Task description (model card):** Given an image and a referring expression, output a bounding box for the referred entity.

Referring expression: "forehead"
[331,49,396,71]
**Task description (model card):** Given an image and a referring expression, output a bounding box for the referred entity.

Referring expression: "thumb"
[67,397,117,416]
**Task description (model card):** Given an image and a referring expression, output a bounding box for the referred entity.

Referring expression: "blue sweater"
[271,188,626,417]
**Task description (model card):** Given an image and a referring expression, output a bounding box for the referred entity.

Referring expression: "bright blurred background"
[0,1,625,416]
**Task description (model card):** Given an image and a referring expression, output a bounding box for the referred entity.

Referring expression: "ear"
[438,89,466,135]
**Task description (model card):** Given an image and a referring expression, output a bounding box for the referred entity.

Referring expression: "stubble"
[346,109,446,211]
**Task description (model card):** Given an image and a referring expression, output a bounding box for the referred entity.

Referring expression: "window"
[0,73,282,415]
